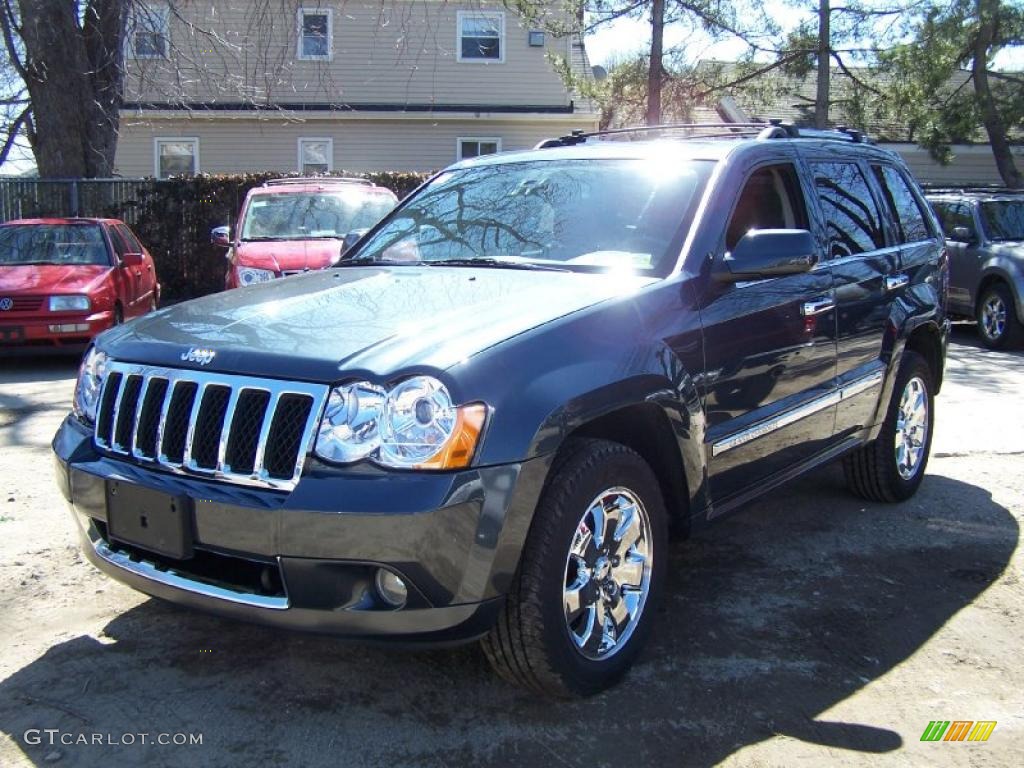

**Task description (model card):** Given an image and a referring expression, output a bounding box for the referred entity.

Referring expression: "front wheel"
[481,439,667,698]
[843,350,934,502]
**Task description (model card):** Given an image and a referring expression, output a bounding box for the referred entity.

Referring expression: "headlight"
[236,266,276,286]
[73,347,108,423]
[314,375,486,470]
[49,295,91,312]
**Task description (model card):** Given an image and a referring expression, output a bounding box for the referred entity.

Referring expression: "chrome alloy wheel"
[894,376,929,480]
[562,487,653,661]
[981,294,1007,341]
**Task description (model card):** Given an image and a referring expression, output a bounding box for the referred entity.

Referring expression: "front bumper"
[54,414,549,644]
[0,309,115,349]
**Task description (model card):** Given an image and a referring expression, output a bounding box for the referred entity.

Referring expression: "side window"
[810,161,886,258]
[117,224,144,254]
[107,226,129,262]
[932,202,974,240]
[725,163,809,251]
[871,165,932,243]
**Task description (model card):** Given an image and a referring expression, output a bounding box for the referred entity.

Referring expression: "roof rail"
[535,119,879,148]
[923,185,1021,194]
[262,176,373,187]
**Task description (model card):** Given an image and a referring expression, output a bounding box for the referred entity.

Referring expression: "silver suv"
[928,190,1024,349]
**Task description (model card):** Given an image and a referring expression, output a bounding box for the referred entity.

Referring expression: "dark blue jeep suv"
[53,123,949,697]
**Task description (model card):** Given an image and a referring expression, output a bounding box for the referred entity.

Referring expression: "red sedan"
[0,218,160,350]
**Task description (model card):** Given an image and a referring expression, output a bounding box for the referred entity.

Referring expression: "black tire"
[481,438,668,698]
[976,283,1024,350]
[843,350,934,502]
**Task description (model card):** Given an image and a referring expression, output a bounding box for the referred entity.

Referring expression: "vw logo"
[181,347,216,366]
[0,297,12,311]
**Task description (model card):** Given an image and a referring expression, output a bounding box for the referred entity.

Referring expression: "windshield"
[240,190,396,241]
[350,159,713,274]
[0,224,109,266]
[980,200,1024,242]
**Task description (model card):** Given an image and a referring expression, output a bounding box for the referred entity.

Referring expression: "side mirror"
[715,229,816,283]
[211,226,231,247]
[951,226,974,243]
[340,228,369,257]
[121,252,144,268]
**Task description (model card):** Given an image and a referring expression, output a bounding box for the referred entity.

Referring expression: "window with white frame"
[457,11,504,62]
[298,8,333,60]
[457,137,501,161]
[298,138,333,174]
[127,4,170,59]
[154,138,198,178]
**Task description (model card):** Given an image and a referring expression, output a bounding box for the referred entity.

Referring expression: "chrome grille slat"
[93,362,329,491]
[216,387,244,473]
[251,391,282,478]
[129,375,153,458]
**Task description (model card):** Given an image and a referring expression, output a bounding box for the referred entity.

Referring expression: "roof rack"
[262,176,373,187]
[536,119,873,148]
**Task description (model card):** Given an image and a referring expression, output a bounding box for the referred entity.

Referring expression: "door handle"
[802,297,835,316]
[885,274,910,292]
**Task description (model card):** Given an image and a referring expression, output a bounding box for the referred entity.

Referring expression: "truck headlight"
[236,266,275,286]
[314,376,486,470]
[73,347,108,423]
[49,295,91,312]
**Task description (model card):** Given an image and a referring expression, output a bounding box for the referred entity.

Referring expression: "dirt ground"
[0,324,1021,767]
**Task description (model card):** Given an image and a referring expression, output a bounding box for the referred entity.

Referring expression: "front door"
[697,160,838,504]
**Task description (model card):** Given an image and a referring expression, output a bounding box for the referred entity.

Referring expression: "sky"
[585,6,1024,71]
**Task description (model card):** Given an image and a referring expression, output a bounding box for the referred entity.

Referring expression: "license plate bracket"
[106,481,193,560]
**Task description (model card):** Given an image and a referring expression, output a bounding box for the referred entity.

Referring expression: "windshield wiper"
[333,256,422,267]
[425,257,570,272]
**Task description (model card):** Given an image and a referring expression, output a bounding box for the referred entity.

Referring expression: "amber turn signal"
[415,403,487,470]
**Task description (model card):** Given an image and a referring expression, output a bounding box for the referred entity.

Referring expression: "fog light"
[374,568,408,608]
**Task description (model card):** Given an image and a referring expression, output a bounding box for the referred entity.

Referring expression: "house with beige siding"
[115,0,598,178]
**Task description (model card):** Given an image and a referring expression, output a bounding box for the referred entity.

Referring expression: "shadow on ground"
[0,465,1016,767]
[0,356,78,451]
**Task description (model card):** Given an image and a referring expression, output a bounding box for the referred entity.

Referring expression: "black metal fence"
[0,178,164,224]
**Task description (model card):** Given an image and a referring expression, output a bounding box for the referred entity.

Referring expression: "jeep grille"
[93,362,329,491]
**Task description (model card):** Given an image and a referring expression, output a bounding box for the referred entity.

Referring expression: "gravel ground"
[0,324,1021,767]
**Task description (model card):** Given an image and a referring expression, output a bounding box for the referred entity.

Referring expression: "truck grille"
[94,361,329,490]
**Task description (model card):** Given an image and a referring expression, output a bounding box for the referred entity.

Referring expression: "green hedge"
[111,172,430,302]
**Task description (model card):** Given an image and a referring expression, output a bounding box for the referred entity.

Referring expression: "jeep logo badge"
[0,297,12,311]
[181,347,216,366]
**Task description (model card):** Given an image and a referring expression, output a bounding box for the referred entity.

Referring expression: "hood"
[233,240,343,273]
[988,241,1024,256]
[0,264,111,295]
[101,266,656,382]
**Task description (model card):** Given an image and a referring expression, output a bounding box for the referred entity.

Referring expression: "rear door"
[697,156,838,503]
[801,156,895,440]
[931,200,980,314]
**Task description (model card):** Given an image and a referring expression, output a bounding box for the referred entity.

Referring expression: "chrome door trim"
[802,297,836,316]
[711,369,885,457]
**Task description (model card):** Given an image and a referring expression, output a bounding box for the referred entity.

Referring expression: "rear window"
[872,165,932,243]
[810,161,886,258]
[0,224,109,266]
[240,190,396,241]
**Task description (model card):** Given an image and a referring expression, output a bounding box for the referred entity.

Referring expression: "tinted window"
[931,202,975,239]
[726,164,809,251]
[116,224,144,254]
[0,224,109,266]
[872,165,931,243]
[980,200,1024,241]
[354,159,712,274]
[810,162,886,257]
